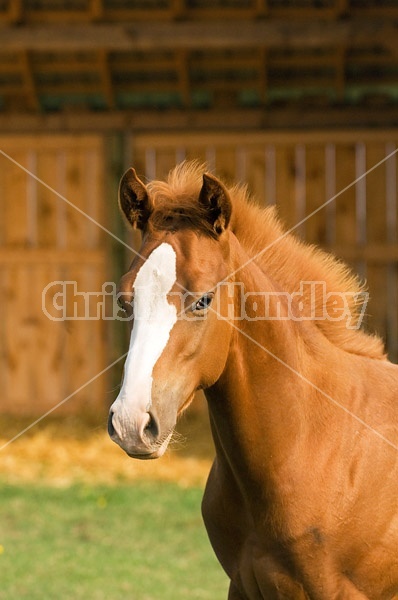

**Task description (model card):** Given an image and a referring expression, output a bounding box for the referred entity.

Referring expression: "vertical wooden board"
[264,145,277,207]
[386,143,398,361]
[365,143,387,243]
[183,143,220,172]
[55,138,104,252]
[324,143,337,247]
[274,145,297,230]
[90,264,108,413]
[184,144,210,166]
[0,154,6,245]
[62,263,90,414]
[82,264,107,414]
[304,144,328,245]
[0,266,7,404]
[365,265,388,346]
[386,264,398,363]
[36,151,60,248]
[62,264,104,416]
[333,143,357,248]
[64,150,90,250]
[128,144,146,181]
[245,146,267,207]
[30,264,67,412]
[364,143,388,345]
[103,133,132,396]
[108,136,142,286]
[55,149,67,249]
[394,141,398,241]
[294,144,306,239]
[153,147,179,181]
[132,146,177,182]
[3,151,30,247]
[26,151,38,248]
[213,146,238,187]
[4,266,32,413]
[385,141,398,244]
[84,147,104,250]
[91,272,109,417]
[333,143,368,333]
[235,146,248,185]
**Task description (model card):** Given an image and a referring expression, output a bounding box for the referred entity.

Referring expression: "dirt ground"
[0,413,215,488]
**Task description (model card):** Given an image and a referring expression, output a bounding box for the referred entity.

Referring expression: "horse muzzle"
[108,408,165,459]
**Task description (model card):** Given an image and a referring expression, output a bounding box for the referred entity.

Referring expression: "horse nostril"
[108,411,116,437]
[144,412,159,439]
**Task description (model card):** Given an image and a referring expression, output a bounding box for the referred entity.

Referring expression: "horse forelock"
[147,161,218,238]
[145,160,385,360]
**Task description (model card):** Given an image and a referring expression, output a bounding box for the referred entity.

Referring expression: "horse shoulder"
[202,458,250,580]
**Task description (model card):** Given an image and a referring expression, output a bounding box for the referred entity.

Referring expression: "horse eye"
[193,293,213,312]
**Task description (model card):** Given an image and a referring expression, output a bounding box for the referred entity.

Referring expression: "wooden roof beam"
[171,0,186,19]
[90,0,104,21]
[98,49,114,109]
[7,0,23,24]
[255,0,269,18]
[258,47,268,104]
[0,19,396,52]
[0,107,397,133]
[334,0,349,18]
[176,50,190,108]
[20,50,39,111]
[335,46,346,101]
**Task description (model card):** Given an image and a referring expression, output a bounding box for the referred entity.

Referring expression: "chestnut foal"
[109,162,398,599]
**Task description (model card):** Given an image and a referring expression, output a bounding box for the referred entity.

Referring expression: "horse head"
[108,165,235,459]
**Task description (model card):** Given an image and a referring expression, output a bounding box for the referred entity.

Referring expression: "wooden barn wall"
[0,135,112,417]
[130,130,398,362]
[0,130,397,417]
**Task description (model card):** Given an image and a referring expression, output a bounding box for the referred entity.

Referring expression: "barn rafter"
[0,0,397,129]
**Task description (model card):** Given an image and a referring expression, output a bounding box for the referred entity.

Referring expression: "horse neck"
[205,236,336,500]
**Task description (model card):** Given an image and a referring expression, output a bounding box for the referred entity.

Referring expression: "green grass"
[0,481,228,600]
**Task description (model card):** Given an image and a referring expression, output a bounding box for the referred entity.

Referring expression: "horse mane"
[147,161,386,360]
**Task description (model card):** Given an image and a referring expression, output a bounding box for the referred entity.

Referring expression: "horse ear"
[119,168,152,230]
[199,173,232,235]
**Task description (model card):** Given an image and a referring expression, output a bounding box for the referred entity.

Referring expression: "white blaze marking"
[115,243,177,416]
